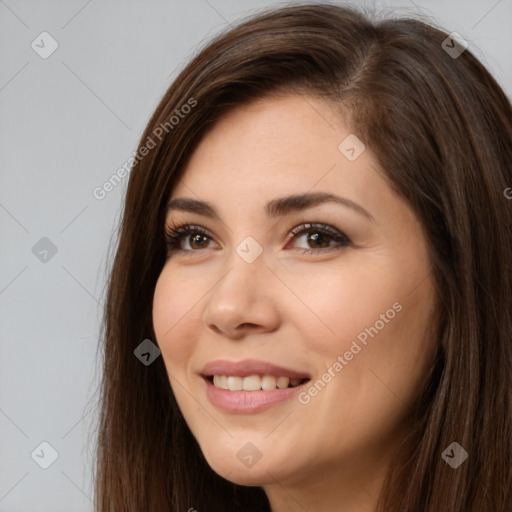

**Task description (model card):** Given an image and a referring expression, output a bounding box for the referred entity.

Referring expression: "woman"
[94,3,512,511]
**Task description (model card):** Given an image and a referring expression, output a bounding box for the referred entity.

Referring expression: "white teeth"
[276,376,290,389]
[242,375,261,391]
[211,374,305,391]
[213,375,229,389]
[227,376,243,391]
[261,375,277,390]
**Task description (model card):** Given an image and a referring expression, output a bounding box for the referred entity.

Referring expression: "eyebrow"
[166,192,375,222]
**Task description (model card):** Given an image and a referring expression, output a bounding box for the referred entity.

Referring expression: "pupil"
[309,232,327,248]
[191,234,207,249]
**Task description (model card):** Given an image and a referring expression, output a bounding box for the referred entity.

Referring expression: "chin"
[201,444,284,486]
[213,462,276,487]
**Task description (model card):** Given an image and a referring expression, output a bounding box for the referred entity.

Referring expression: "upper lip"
[201,359,311,380]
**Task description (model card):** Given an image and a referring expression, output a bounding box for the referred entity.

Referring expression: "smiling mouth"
[204,374,310,391]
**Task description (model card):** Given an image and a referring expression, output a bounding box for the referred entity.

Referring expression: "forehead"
[169,94,387,217]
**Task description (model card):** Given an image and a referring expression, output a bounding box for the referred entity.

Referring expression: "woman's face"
[152,94,437,504]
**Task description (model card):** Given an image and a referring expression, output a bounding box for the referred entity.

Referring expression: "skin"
[152,94,438,512]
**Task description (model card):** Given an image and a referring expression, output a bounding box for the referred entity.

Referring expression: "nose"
[201,252,280,340]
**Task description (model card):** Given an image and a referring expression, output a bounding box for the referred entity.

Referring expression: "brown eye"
[165,224,215,253]
[187,233,210,250]
[164,222,351,257]
[288,223,351,254]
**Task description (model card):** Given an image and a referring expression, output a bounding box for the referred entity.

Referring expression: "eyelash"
[164,222,351,256]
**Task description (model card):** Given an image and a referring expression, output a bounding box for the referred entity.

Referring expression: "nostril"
[238,322,259,330]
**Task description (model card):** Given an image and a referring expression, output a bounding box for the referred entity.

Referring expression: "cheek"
[278,256,402,356]
[290,256,436,406]
[152,269,198,369]
[333,277,437,420]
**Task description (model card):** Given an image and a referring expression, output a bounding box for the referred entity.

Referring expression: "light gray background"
[1,0,510,510]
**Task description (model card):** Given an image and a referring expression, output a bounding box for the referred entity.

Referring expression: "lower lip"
[202,377,308,413]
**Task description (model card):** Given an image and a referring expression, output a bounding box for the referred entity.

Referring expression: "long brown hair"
[94,3,512,510]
